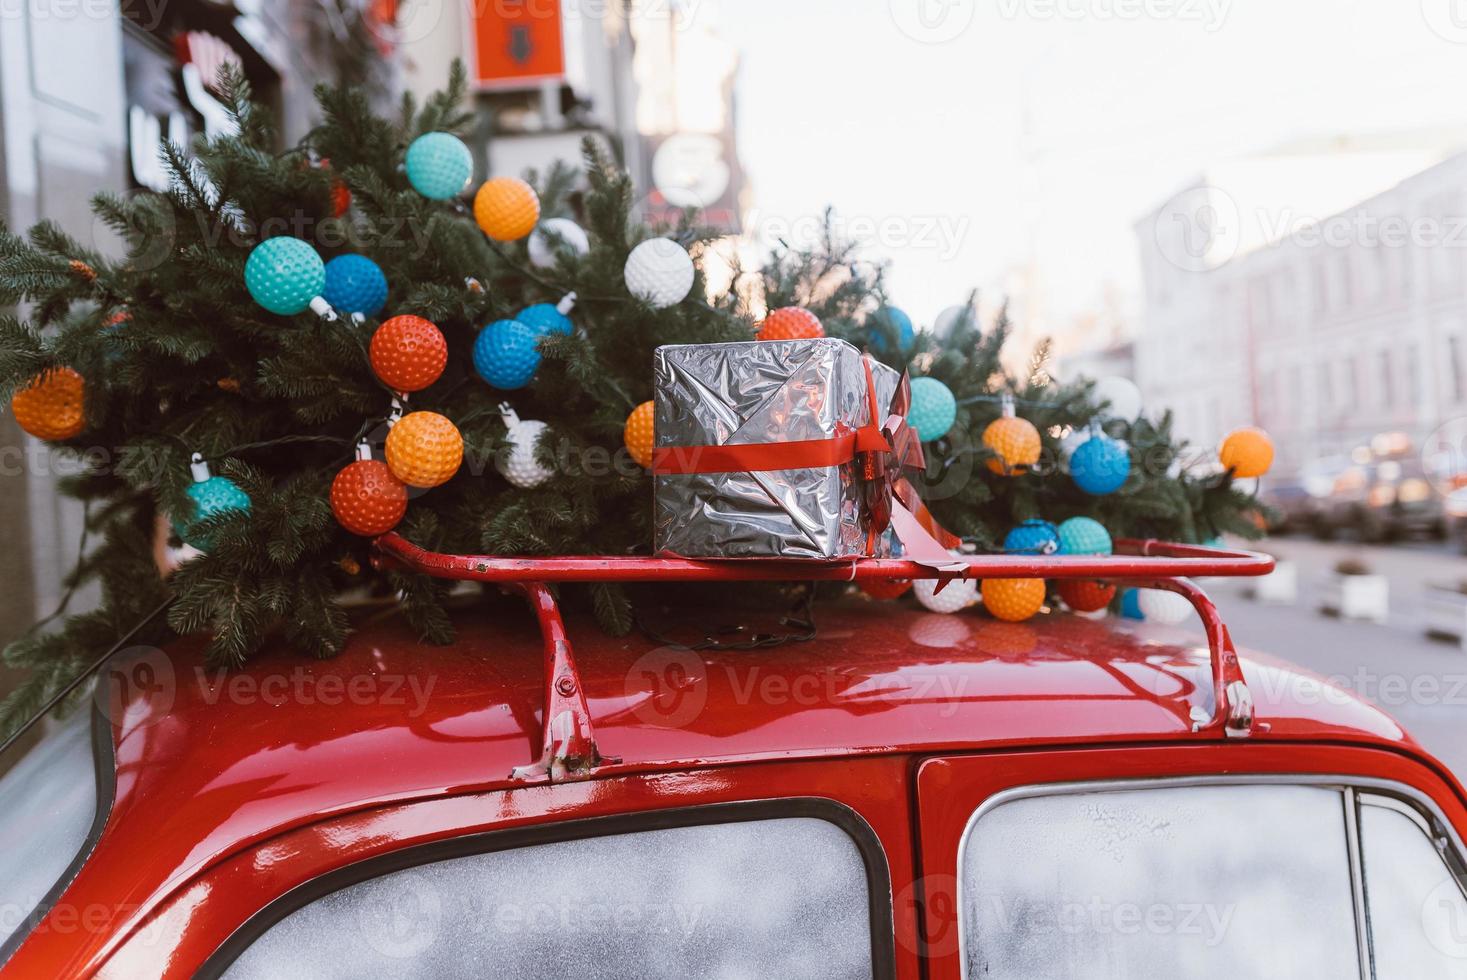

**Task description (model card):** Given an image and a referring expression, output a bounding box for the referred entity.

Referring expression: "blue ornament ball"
[869,306,915,354]
[1070,432,1130,495]
[405,132,473,201]
[322,255,388,317]
[1120,588,1145,620]
[1003,519,1060,555]
[908,376,957,442]
[517,302,573,338]
[173,477,251,549]
[1057,516,1113,556]
[244,237,324,315]
[473,319,541,389]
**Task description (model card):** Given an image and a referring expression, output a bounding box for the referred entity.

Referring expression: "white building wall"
[1135,152,1467,480]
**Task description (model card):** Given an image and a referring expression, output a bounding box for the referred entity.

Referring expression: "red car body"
[3,585,1464,978]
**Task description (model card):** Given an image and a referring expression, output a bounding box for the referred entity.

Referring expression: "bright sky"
[706,0,1467,345]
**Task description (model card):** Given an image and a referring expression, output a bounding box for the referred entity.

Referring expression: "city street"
[1188,536,1467,779]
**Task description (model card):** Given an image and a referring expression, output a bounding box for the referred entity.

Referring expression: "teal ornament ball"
[405,132,473,200]
[517,302,573,337]
[1070,432,1130,495]
[244,237,324,315]
[1057,516,1113,556]
[907,376,957,442]
[473,319,541,389]
[173,477,251,549]
[869,306,915,355]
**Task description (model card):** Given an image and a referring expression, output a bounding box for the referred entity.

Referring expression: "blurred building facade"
[0,1,371,640]
[1134,146,1467,480]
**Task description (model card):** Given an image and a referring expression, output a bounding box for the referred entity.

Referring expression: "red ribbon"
[653,356,962,567]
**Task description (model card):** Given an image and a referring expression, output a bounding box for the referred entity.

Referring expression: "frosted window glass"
[224,815,874,979]
[0,707,100,950]
[960,784,1359,979]
[1360,802,1467,978]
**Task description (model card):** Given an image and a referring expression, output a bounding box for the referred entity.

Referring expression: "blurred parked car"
[1312,459,1444,543]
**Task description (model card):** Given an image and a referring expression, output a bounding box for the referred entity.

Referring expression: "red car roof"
[108,597,1417,842]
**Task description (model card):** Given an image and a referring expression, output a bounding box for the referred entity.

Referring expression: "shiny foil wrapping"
[653,338,901,558]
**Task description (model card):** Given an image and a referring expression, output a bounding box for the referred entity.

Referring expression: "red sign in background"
[472,0,566,89]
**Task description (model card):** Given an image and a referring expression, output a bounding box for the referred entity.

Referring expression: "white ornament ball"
[1092,376,1143,423]
[624,238,694,309]
[1137,588,1192,625]
[913,577,979,614]
[528,218,590,269]
[934,304,977,341]
[497,417,554,489]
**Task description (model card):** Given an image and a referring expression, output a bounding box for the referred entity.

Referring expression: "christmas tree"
[0,63,1262,736]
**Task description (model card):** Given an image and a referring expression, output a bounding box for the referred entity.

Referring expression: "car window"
[221,815,877,979]
[958,784,1361,979]
[0,705,106,957]
[1359,796,1467,978]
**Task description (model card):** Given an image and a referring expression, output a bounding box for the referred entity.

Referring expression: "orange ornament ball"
[624,400,655,469]
[756,306,824,342]
[370,315,447,392]
[982,416,1041,475]
[981,577,1047,622]
[1219,426,1274,479]
[1056,579,1116,613]
[385,411,463,488]
[330,457,408,536]
[861,578,912,600]
[474,177,540,241]
[11,367,85,441]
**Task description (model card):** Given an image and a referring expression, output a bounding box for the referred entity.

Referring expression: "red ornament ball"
[370,315,447,393]
[1056,579,1116,613]
[860,578,912,601]
[757,306,823,341]
[330,459,408,536]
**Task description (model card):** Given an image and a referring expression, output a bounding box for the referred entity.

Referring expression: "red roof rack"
[371,535,1274,784]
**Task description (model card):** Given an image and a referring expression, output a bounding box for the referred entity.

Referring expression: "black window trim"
[198,795,897,979]
[0,700,118,968]
[953,773,1467,980]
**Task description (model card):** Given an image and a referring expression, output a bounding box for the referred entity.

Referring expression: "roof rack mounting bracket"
[504,582,618,784]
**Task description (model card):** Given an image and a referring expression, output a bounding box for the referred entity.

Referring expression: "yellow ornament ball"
[624,400,655,469]
[474,177,540,242]
[1219,426,1274,479]
[982,416,1041,476]
[385,411,463,488]
[981,577,1047,622]
[11,367,85,441]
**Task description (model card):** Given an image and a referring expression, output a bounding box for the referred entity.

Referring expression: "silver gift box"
[653,337,901,559]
